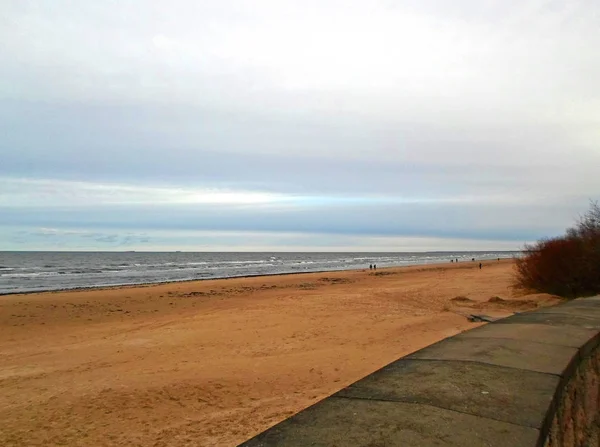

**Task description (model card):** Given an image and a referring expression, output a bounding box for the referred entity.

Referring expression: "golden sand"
[0,260,560,446]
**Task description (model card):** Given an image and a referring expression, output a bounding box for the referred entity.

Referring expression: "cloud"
[0,177,287,207]
[1,0,599,250]
[2,227,523,252]
[19,227,151,247]
[0,188,586,243]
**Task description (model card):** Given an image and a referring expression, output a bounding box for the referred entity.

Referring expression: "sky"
[1,0,599,251]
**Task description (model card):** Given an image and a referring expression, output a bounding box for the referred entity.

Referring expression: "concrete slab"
[496,311,600,329]
[238,297,600,447]
[239,397,539,447]
[534,302,600,318]
[405,336,577,375]
[335,359,557,428]
[460,323,599,348]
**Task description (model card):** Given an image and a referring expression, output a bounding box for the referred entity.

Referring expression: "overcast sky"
[1,0,599,251]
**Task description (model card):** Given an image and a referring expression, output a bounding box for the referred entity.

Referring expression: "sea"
[0,251,518,295]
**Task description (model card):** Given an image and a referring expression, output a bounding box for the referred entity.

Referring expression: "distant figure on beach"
[456,258,458,263]
[479,263,482,269]
[374,264,377,270]
[451,259,453,263]
[369,264,373,270]
[472,258,475,261]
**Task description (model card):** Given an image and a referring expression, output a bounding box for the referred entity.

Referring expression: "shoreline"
[2,259,551,447]
[0,258,511,297]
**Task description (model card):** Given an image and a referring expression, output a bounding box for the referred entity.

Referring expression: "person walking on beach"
[479,263,482,270]
[373,264,377,270]
[369,264,373,270]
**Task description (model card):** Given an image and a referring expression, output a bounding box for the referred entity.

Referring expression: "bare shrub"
[515,201,600,298]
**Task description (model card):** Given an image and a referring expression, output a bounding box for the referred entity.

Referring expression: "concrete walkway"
[239,296,600,447]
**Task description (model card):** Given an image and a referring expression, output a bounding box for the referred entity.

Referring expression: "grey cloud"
[92,235,118,244]
[1,0,599,250]
[0,196,587,242]
[19,228,151,246]
[1,100,597,199]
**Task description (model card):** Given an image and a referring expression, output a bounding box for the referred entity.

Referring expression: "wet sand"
[0,260,561,446]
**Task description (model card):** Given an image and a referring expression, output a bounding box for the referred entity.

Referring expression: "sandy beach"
[0,260,561,446]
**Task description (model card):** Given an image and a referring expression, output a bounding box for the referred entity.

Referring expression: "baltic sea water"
[0,251,517,294]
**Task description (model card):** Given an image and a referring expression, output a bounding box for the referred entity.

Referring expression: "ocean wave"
[2,271,62,278]
[218,260,272,265]
[0,251,520,295]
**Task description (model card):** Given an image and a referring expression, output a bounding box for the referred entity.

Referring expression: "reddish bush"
[515,202,600,298]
